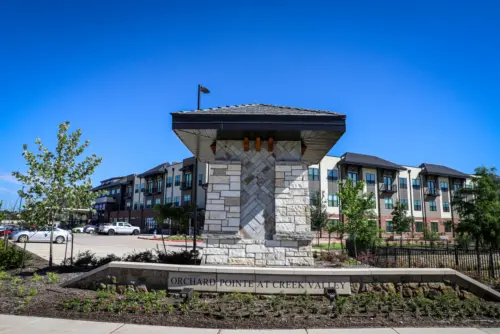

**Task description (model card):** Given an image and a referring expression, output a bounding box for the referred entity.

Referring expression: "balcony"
[95,196,116,204]
[124,192,133,199]
[145,187,162,195]
[180,181,193,190]
[166,183,172,188]
[425,188,440,197]
[379,183,397,193]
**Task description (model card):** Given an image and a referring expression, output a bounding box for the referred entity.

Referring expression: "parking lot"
[20,233,194,264]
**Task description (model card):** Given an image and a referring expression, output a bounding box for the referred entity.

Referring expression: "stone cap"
[273,232,314,241]
[202,232,243,240]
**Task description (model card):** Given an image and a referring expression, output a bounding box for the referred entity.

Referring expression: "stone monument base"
[202,237,314,266]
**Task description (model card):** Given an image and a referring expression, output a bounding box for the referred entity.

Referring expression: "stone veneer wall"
[202,140,314,266]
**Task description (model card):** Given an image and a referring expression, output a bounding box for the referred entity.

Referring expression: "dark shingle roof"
[419,163,469,179]
[92,174,135,191]
[172,104,344,117]
[340,152,405,170]
[138,162,170,178]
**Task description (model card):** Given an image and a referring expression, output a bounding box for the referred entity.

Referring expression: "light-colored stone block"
[204,248,229,255]
[275,165,292,172]
[207,192,220,199]
[210,211,226,219]
[230,183,241,191]
[265,240,281,247]
[230,206,240,213]
[275,223,295,233]
[228,218,240,226]
[211,176,230,184]
[206,204,225,211]
[221,190,240,197]
[228,249,246,258]
[213,184,230,191]
[246,244,266,253]
[227,164,241,171]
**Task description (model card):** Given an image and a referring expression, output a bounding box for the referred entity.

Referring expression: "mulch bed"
[1,249,500,329]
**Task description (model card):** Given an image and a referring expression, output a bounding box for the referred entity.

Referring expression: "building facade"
[92,157,209,232]
[309,152,472,239]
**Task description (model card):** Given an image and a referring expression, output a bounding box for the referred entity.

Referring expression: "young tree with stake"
[13,122,102,266]
[391,201,413,247]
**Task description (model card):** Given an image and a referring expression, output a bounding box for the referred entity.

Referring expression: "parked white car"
[98,222,140,235]
[11,227,72,244]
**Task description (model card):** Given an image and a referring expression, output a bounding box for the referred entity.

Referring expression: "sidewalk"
[0,315,498,334]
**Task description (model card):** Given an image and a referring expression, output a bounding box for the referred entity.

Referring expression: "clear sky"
[1,0,499,208]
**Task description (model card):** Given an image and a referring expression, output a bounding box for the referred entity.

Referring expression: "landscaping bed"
[1,246,499,329]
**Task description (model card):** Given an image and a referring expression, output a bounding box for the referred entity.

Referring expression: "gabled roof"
[92,174,135,191]
[419,163,469,179]
[339,152,405,171]
[172,104,345,117]
[138,162,170,178]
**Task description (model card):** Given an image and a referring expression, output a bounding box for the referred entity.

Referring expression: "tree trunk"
[353,236,358,259]
[328,233,331,251]
[400,233,403,248]
[340,234,344,254]
[49,215,54,267]
[160,220,167,253]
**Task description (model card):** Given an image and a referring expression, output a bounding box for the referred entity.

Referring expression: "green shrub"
[0,240,31,270]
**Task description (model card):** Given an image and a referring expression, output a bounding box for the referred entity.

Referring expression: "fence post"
[489,248,495,279]
[454,247,459,267]
[407,248,412,268]
[385,243,389,266]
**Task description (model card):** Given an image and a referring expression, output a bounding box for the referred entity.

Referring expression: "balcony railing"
[327,176,338,181]
[124,192,133,198]
[425,188,440,197]
[145,187,162,195]
[379,183,397,192]
[166,183,172,188]
[180,181,193,190]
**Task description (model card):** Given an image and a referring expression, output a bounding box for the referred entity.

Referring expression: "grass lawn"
[312,242,342,250]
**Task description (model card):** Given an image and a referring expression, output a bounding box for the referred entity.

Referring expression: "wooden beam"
[268,137,274,152]
[256,137,261,152]
[244,137,249,152]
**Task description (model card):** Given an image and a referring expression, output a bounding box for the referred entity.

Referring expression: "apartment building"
[92,157,209,232]
[308,152,472,238]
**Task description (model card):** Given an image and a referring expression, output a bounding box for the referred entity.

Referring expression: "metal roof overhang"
[172,113,346,164]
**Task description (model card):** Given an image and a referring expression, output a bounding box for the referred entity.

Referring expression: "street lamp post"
[192,84,210,260]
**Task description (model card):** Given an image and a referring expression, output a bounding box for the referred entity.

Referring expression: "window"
[443,202,450,212]
[166,197,172,204]
[133,203,138,210]
[146,199,152,209]
[415,221,423,232]
[400,178,408,189]
[308,168,319,181]
[453,183,461,191]
[412,178,421,189]
[429,200,437,211]
[140,203,144,209]
[158,179,163,189]
[174,196,180,206]
[445,222,453,233]
[174,175,181,186]
[400,199,408,210]
[327,169,338,181]
[327,219,339,231]
[126,201,131,209]
[385,221,393,232]
[185,173,192,187]
[414,200,422,211]
[466,184,473,189]
[328,194,339,207]
[183,194,191,204]
[384,198,393,209]
[431,221,439,233]
[347,172,357,183]
[199,173,203,185]
[427,180,436,192]
[116,188,120,194]
[141,184,145,192]
[309,195,315,205]
[383,176,393,187]
[135,184,139,193]
[166,176,173,187]
[365,173,375,185]
[111,189,116,195]
[148,182,153,193]
[440,181,448,192]
[155,198,161,205]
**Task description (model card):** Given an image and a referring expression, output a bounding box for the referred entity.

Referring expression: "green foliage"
[46,272,59,284]
[391,201,413,239]
[0,240,31,269]
[453,167,500,248]
[423,225,440,241]
[31,273,43,283]
[12,122,102,266]
[337,179,376,256]
[309,191,328,232]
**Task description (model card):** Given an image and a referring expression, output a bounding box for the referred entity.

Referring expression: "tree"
[324,219,339,251]
[154,203,192,250]
[453,167,500,249]
[309,191,329,241]
[337,179,376,258]
[12,122,102,266]
[391,201,413,246]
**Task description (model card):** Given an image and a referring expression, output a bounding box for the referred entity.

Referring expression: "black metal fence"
[358,245,500,280]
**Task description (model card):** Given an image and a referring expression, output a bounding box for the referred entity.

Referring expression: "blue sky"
[1,0,499,208]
